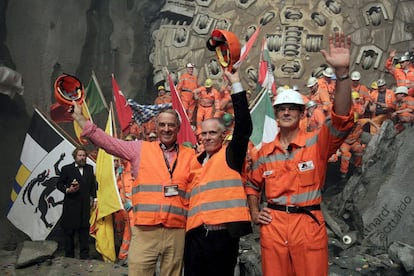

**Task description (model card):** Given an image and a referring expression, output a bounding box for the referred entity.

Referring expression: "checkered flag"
[128,99,172,124]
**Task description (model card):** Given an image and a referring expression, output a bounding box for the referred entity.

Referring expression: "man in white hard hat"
[307,76,331,116]
[318,66,336,103]
[369,78,396,134]
[391,86,414,131]
[177,62,198,123]
[350,71,371,117]
[246,32,355,276]
[304,100,325,132]
[385,49,414,96]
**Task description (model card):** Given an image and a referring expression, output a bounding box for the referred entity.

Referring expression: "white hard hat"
[186,63,194,68]
[395,86,408,95]
[273,89,305,106]
[323,67,334,78]
[377,79,386,86]
[399,55,410,63]
[306,77,318,87]
[351,71,361,81]
[306,100,318,108]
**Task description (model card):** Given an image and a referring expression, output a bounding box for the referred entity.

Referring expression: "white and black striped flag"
[7,109,92,240]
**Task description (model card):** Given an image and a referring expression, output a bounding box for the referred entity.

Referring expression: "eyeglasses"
[274,105,302,113]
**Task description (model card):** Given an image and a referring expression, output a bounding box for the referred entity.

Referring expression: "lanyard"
[160,143,178,178]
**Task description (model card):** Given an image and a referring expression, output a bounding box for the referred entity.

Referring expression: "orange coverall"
[340,118,372,175]
[115,161,135,261]
[246,111,354,276]
[194,86,218,134]
[177,73,198,122]
[370,89,396,134]
[385,57,414,96]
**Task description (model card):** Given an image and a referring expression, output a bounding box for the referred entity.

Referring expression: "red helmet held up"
[206,29,241,72]
[54,74,84,106]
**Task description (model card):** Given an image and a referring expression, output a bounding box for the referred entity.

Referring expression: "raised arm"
[320,32,352,116]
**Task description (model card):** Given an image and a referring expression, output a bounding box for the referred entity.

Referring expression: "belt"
[181,88,193,92]
[203,224,227,231]
[267,203,321,225]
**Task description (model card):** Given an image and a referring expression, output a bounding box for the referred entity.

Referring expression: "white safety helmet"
[351,71,361,81]
[323,67,334,78]
[273,89,305,106]
[305,100,318,108]
[306,77,318,88]
[186,63,195,68]
[399,55,410,63]
[377,79,386,87]
[395,86,408,95]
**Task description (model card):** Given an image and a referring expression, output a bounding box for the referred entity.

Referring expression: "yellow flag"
[89,108,123,262]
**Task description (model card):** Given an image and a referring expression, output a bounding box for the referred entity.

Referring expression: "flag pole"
[35,105,81,147]
[91,70,109,111]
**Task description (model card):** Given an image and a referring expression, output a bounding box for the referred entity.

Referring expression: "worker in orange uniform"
[339,97,377,179]
[154,85,171,104]
[177,63,198,123]
[214,82,234,118]
[307,76,332,116]
[184,68,252,276]
[72,106,195,276]
[193,78,219,135]
[385,50,414,96]
[246,32,354,276]
[351,71,371,116]
[303,100,326,132]
[369,78,396,134]
[318,67,336,103]
[115,143,135,265]
[391,86,414,132]
[339,117,379,179]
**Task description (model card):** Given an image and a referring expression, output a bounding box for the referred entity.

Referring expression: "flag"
[128,100,172,124]
[112,74,133,132]
[89,108,123,262]
[234,26,261,67]
[249,89,278,150]
[50,102,73,123]
[258,38,277,96]
[85,71,108,115]
[6,109,92,240]
[168,73,197,145]
[73,101,92,144]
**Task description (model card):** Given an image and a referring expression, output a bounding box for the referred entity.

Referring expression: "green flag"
[249,88,278,149]
[85,71,108,115]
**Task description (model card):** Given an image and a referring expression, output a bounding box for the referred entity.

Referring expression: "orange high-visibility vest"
[131,142,195,228]
[186,146,251,231]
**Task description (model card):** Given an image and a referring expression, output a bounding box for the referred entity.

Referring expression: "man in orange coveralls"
[245,32,354,276]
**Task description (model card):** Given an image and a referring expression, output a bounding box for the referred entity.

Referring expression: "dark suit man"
[57,146,97,259]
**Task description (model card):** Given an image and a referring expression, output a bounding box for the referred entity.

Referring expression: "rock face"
[15,240,58,268]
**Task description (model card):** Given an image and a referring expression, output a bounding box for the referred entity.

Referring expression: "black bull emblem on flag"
[22,153,66,228]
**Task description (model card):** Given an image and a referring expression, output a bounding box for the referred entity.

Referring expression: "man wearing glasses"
[246,32,355,276]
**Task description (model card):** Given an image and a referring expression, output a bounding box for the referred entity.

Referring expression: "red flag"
[168,74,197,145]
[112,74,133,132]
[234,26,261,67]
[49,102,73,123]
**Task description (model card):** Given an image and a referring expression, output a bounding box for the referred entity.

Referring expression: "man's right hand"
[71,101,88,129]
[251,207,272,225]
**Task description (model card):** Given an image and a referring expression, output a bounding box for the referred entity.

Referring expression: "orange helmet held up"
[206,29,241,72]
[54,74,84,106]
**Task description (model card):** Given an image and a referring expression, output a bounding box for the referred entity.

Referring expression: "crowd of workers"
[63,32,414,276]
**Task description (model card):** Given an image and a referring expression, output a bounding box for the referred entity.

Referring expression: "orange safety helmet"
[54,74,84,106]
[206,29,241,72]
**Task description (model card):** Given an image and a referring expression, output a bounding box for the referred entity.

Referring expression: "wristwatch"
[337,73,350,81]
